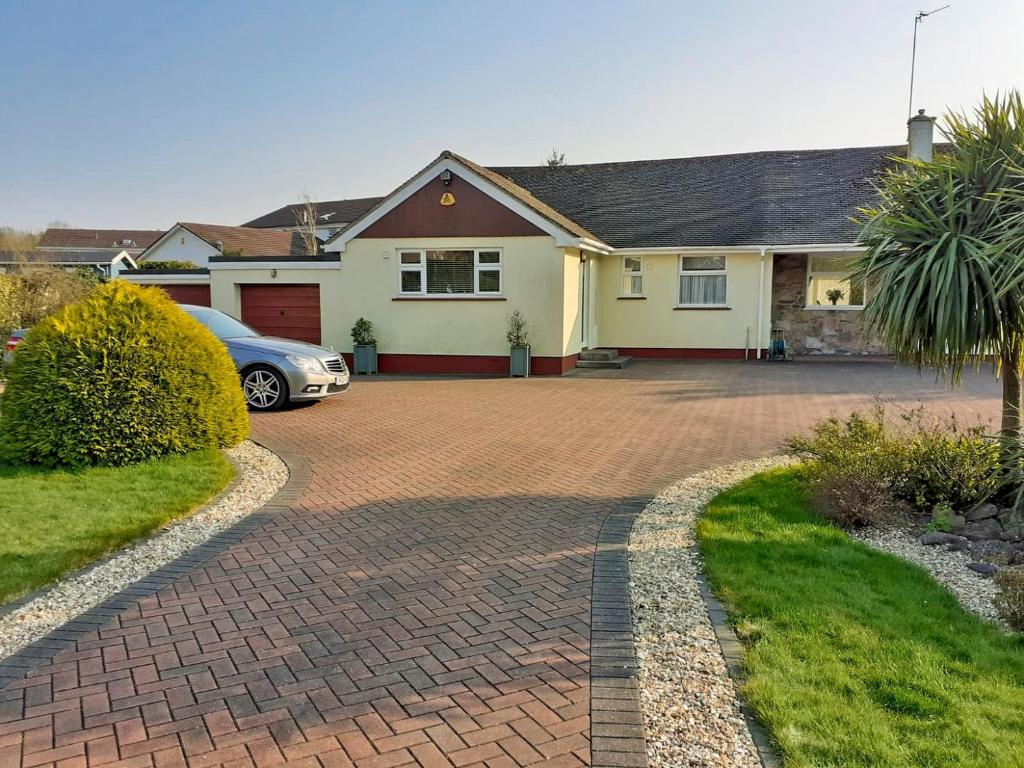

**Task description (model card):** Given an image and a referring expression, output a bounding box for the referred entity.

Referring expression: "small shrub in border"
[899,408,1001,511]
[808,464,909,528]
[788,403,1000,527]
[0,281,248,467]
[994,569,1024,632]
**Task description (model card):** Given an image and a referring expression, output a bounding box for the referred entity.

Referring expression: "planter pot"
[509,345,530,378]
[353,344,378,375]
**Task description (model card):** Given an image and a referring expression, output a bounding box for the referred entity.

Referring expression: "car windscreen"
[186,308,260,340]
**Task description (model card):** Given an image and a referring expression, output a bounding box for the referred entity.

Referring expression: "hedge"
[0,281,248,467]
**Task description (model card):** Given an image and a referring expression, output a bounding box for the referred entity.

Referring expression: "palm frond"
[854,91,1024,385]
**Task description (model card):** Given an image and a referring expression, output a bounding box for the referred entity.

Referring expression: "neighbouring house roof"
[38,228,163,250]
[156,223,311,258]
[491,145,906,248]
[0,248,135,266]
[242,197,384,229]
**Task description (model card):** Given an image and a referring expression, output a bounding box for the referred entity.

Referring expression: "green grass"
[0,449,234,605]
[697,467,1024,768]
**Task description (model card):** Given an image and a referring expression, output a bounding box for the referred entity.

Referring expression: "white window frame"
[398,250,425,294]
[620,256,644,296]
[805,256,865,310]
[397,248,503,297]
[677,255,728,308]
[475,249,502,295]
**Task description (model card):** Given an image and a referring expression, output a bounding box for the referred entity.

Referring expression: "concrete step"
[578,348,619,362]
[576,355,633,369]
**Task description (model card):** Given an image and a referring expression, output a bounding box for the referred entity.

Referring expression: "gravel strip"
[630,456,790,768]
[0,440,287,661]
[849,527,1005,625]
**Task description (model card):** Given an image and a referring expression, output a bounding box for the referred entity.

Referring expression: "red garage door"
[158,284,211,306]
[240,284,321,344]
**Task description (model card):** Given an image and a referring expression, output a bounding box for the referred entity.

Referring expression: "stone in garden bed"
[965,503,1000,522]
[956,518,1004,541]
[969,539,1018,565]
[920,531,966,546]
[968,562,1000,575]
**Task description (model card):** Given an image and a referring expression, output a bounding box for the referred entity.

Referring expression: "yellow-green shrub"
[787,404,1001,526]
[0,281,248,467]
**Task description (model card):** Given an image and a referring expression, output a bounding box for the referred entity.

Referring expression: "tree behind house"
[543,148,567,167]
[294,192,320,256]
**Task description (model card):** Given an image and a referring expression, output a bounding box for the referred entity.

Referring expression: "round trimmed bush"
[0,281,248,467]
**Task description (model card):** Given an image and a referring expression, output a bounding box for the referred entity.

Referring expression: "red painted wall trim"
[617,347,767,360]
[532,354,579,375]
[340,352,578,376]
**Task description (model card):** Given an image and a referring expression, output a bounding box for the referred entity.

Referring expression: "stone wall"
[770,254,886,355]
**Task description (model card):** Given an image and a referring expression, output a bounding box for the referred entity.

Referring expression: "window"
[399,251,423,293]
[806,256,864,308]
[476,251,502,294]
[678,255,727,306]
[398,249,502,295]
[621,256,643,295]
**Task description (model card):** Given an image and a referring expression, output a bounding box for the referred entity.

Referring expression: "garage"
[157,284,211,306]
[240,284,321,344]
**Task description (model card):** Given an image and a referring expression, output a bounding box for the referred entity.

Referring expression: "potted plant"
[826,288,845,306]
[507,310,530,377]
[351,317,378,374]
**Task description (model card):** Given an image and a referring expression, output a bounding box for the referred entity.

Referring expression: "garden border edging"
[591,496,652,768]
[694,560,782,768]
[0,436,309,689]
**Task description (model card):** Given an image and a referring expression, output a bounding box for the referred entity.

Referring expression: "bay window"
[678,255,727,306]
[398,249,502,296]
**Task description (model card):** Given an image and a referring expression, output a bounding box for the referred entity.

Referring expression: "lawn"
[0,449,234,605]
[697,467,1024,768]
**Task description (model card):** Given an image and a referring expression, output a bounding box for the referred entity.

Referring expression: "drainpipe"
[756,247,767,360]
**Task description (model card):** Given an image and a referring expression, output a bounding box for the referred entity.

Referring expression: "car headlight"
[285,354,324,373]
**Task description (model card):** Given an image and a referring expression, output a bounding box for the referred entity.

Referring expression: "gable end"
[357,173,546,239]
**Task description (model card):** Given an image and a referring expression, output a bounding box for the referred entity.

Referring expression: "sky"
[0,0,1021,231]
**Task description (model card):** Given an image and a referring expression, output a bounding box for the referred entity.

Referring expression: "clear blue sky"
[1,0,1021,231]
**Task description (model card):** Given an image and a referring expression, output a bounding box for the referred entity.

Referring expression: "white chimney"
[907,109,935,161]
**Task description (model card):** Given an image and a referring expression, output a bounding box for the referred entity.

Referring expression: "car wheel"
[242,365,288,411]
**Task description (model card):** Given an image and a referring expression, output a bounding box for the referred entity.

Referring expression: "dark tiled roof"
[178,223,309,258]
[491,145,905,248]
[242,197,384,229]
[38,228,163,250]
[0,249,130,265]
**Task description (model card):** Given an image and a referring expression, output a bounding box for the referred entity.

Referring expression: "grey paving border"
[694,561,781,768]
[0,435,309,691]
[590,496,651,768]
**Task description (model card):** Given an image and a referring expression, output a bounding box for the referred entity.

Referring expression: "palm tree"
[856,92,1024,436]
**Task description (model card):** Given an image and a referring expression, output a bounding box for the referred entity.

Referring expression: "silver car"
[183,305,349,411]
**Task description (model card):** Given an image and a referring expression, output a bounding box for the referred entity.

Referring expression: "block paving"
[0,360,1000,767]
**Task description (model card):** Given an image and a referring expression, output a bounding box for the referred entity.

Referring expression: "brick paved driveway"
[0,361,1001,768]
